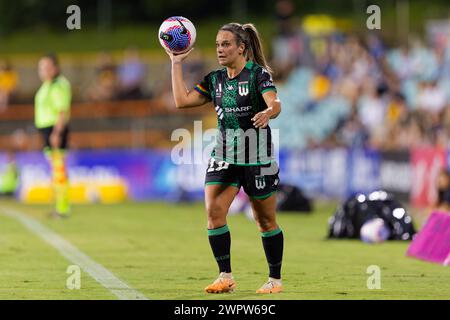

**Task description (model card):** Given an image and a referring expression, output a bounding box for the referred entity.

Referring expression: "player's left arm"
[252,90,281,128]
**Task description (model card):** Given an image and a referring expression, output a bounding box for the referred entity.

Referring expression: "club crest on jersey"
[238,81,249,96]
[255,175,266,190]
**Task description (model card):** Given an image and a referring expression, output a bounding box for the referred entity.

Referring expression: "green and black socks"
[261,228,284,279]
[208,225,284,279]
[208,225,231,273]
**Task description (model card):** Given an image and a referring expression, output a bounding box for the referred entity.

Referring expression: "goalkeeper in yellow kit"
[34,53,71,218]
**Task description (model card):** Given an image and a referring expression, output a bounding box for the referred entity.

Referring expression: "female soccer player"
[166,22,283,294]
[35,53,71,218]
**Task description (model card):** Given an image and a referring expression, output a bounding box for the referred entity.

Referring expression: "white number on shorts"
[207,158,216,172]
[216,161,229,171]
[207,159,229,172]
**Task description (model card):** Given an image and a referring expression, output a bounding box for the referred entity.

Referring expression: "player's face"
[38,58,58,82]
[216,30,245,66]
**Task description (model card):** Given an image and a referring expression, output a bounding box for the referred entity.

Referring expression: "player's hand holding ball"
[159,16,196,63]
[164,47,194,64]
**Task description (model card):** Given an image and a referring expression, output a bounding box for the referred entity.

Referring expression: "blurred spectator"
[383,93,422,150]
[386,92,408,127]
[87,52,118,102]
[271,0,311,79]
[309,71,330,101]
[183,51,206,91]
[158,77,176,110]
[366,32,385,61]
[275,0,295,36]
[117,47,147,100]
[336,76,359,105]
[416,80,447,120]
[387,45,414,81]
[357,80,387,147]
[399,111,426,149]
[0,61,19,111]
[156,50,206,110]
[335,109,369,148]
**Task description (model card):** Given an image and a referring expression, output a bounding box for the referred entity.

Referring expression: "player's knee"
[207,216,227,229]
[206,201,227,227]
[255,217,277,232]
[206,201,223,215]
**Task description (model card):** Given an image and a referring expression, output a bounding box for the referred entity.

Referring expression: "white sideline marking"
[1,208,149,300]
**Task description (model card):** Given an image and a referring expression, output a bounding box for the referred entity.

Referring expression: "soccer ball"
[158,16,196,54]
[360,218,391,244]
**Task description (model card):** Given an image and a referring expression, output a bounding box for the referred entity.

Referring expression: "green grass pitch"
[0,198,449,300]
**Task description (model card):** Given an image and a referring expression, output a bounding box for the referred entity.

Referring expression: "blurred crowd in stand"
[0,61,19,112]
[270,0,450,151]
[86,47,150,102]
[2,0,450,153]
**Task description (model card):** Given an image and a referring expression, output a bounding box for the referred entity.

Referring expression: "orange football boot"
[204,272,236,293]
[256,278,283,294]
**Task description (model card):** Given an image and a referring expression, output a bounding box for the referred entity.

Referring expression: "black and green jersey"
[194,60,277,165]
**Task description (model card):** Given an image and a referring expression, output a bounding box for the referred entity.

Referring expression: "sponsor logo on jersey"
[238,81,249,96]
[261,80,274,88]
[224,106,252,113]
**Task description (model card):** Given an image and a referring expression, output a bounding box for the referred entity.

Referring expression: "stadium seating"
[272,66,351,149]
[0,100,211,150]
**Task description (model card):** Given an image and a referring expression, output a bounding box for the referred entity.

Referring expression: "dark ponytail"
[242,24,272,74]
[220,22,273,75]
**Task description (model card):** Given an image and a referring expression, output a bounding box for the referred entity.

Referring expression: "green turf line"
[1,207,148,300]
[1,199,449,300]
[0,214,116,300]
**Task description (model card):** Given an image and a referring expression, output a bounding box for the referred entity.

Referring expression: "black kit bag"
[328,190,416,240]
[276,184,313,212]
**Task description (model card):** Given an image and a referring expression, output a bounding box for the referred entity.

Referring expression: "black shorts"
[205,158,280,199]
[38,126,70,150]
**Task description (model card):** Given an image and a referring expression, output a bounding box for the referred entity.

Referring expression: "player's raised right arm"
[166,49,208,109]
